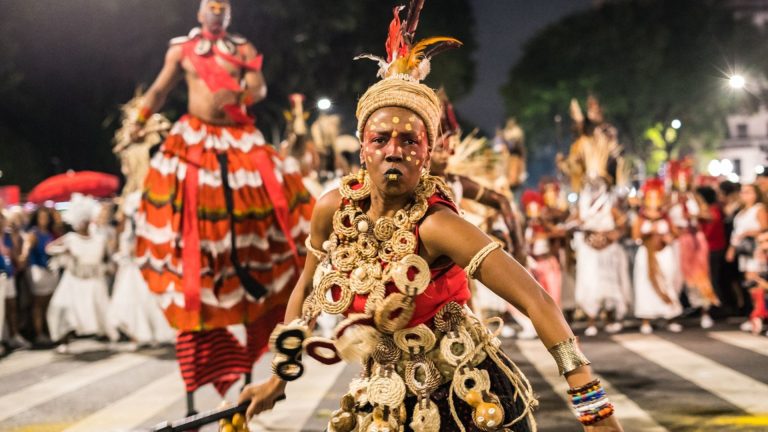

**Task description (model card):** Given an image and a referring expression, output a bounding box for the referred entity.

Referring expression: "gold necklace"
[309,172,451,334]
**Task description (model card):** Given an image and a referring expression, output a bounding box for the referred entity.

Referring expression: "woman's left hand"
[583,415,624,431]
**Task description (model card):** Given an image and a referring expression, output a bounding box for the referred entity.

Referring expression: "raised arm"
[130,45,183,140]
[240,43,267,105]
[142,45,184,114]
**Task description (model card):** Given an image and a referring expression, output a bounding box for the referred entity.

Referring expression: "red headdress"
[522,189,544,217]
[667,157,694,191]
[641,178,666,208]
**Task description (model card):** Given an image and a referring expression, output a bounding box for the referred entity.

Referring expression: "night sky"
[458,0,592,134]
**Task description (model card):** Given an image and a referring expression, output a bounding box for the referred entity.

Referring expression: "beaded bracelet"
[567,378,615,425]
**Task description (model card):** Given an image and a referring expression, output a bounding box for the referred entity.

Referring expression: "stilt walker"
[131,0,314,414]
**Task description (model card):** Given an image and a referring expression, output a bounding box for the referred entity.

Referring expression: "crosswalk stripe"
[0,350,56,379]
[515,339,668,432]
[0,353,148,423]
[62,372,183,432]
[249,357,347,432]
[613,333,768,416]
[709,331,768,357]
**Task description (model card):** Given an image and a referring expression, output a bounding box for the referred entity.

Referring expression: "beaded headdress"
[355,1,462,149]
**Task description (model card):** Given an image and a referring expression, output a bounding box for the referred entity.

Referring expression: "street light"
[317,98,332,111]
[729,74,746,90]
[671,119,681,130]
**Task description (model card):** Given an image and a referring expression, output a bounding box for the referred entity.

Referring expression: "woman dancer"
[239,4,622,430]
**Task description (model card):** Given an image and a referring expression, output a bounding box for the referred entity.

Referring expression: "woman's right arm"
[238,189,340,419]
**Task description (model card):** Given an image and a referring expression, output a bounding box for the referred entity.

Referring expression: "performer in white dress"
[108,192,175,347]
[558,97,630,336]
[46,194,119,353]
[633,179,683,334]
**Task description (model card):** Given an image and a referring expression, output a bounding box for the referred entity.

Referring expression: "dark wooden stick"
[151,395,286,432]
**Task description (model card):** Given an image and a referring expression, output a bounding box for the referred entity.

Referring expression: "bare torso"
[179,46,246,125]
[137,33,266,132]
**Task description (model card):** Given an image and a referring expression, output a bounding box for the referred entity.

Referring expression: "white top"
[668,196,700,228]
[640,218,670,236]
[732,203,764,247]
[578,185,615,232]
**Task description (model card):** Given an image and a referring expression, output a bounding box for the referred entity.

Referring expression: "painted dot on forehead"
[405,123,413,131]
[391,131,399,138]
[380,122,388,129]
[410,151,416,156]
[375,150,382,155]
[392,116,400,124]
[409,116,417,122]
[406,156,412,162]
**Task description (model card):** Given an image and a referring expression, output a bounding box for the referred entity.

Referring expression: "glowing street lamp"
[729,74,746,90]
[317,98,332,111]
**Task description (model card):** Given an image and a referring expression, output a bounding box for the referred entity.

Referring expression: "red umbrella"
[27,171,120,204]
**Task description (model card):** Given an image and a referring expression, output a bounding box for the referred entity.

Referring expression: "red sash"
[181,38,263,124]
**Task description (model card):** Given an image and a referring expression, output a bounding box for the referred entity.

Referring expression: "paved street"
[1,322,767,432]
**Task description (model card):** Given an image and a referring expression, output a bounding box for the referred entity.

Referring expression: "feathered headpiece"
[522,189,544,218]
[356,1,462,81]
[560,95,624,191]
[641,177,666,208]
[355,1,462,150]
[438,87,460,137]
[63,193,100,230]
[667,157,694,191]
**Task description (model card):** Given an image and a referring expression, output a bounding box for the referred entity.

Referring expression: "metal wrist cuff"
[547,337,591,375]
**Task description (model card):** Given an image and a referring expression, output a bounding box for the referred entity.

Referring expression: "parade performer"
[521,190,562,308]
[46,194,119,353]
[538,178,575,313]
[557,97,630,337]
[431,90,526,336]
[279,93,323,197]
[633,179,683,334]
[494,118,527,192]
[667,158,719,328]
[131,0,313,414]
[239,4,622,431]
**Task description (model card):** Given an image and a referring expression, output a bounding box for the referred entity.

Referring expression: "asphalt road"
[1,321,767,432]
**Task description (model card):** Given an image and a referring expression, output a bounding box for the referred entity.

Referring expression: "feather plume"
[403,0,426,42]
[353,54,390,78]
[386,6,406,62]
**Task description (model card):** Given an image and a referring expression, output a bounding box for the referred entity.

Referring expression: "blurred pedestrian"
[697,185,732,316]
[726,183,768,333]
[21,207,59,345]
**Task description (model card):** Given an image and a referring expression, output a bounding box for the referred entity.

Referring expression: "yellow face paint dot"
[405,123,413,131]
[375,150,382,155]
[410,151,417,156]
[392,116,400,124]
[380,122,387,128]
[406,156,412,162]
[391,131,399,138]
[367,156,372,163]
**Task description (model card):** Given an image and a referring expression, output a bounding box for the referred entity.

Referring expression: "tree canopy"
[502,0,768,173]
[0,0,476,190]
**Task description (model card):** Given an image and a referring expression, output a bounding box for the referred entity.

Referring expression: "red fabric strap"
[182,144,204,313]
[181,41,256,124]
[250,148,301,267]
